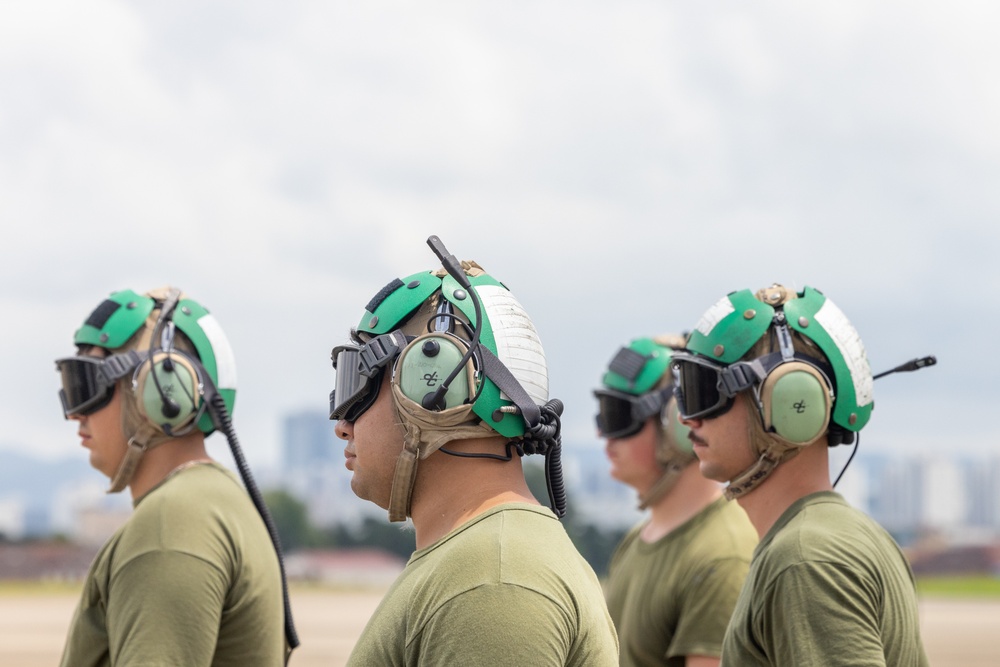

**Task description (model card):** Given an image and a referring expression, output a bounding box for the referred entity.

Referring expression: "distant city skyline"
[4,407,999,549]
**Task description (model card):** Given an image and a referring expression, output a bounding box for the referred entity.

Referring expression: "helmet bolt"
[422,340,440,357]
[181,306,191,316]
[743,309,756,320]
[368,316,378,328]
[491,409,504,422]
[798,316,809,327]
[99,333,109,343]
[407,280,421,289]
[127,301,137,309]
[849,414,858,425]
[713,344,725,357]
[453,289,467,301]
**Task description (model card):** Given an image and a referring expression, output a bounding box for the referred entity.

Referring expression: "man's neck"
[128,434,213,501]
[409,439,540,550]
[734,442,833,540]
[641,463,723,543]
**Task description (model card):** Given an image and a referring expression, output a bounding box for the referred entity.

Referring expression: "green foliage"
[524,459,626,577]
[263,489,319,552]
[916,576,1000,598]
[324,519,416,560]
[264,460,628,577]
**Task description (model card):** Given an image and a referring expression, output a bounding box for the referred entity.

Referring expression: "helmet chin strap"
[637,459,687,510]
[723,443,801,500]
[106,423,170,494]
[386,378,495,522]
[637,438,696,510]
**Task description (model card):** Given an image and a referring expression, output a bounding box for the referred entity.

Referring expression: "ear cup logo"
[133,351,203,432]
[396,334,476,411]
[760,362,832,446]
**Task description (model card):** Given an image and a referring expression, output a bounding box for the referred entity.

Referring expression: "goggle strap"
[632,388,669,422]
[358,331,409,377]
[102,350,148,381]
[718,360,766,396]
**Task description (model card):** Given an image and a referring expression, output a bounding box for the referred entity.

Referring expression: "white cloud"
[0,0,997,467]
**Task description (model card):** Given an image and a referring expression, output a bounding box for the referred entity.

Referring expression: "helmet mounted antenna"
[872,355,937,380]
[423,235,483,411]
[425,235,567,518]
[832,353,937,488]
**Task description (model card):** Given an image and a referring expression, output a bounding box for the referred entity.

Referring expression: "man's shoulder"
[761,493,899,572]
[120,463,257,556]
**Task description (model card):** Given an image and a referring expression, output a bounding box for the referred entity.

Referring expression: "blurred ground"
[1,587,997,666]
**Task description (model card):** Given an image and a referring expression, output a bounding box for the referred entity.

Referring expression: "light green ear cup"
[761,363,831,445]
[397,334,473,410]
[134,352,202,432]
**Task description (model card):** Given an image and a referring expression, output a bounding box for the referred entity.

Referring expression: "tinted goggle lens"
[55,357,115,417]
[329,346,386,422]
[673,358,734,420]
[594,392,645,439]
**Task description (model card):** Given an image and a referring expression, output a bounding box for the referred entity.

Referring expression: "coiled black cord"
[525,399,566,518]
[209,393,300,650]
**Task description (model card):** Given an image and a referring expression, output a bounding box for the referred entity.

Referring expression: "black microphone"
[873,355,937,380]
[161,399,181,419]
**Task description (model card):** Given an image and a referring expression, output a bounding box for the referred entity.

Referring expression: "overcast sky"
[1,1,997,475]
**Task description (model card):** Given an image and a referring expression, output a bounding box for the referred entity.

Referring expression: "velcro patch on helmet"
[365,278,404,315]
[84,299,121,331]
[608,347,647,384]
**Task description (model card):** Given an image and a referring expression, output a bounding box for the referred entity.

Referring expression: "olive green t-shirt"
[604,497,757,667]
[59,462,286,667]
[721,491,930,667]
[346,503,619,666]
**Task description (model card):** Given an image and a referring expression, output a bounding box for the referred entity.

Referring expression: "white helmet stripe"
[197,313,238,390]
[477,285,548,405]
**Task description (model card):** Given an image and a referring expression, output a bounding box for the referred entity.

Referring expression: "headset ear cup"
[663,398,693,454]
[395,333,476,411]
[133,351,202,432]
[760,362,832,446]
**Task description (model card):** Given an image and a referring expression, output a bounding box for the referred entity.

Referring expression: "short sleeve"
[758,561,887,667]
[414,584,581,666]
[669,557,750,659]
[107,550,230,666]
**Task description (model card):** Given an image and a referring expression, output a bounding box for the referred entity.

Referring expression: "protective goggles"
[329,332,408,422]
[593,387,671,439]
[55,352,142,418]
[672,350,833,421]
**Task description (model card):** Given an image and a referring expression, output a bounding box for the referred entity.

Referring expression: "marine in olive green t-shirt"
[605,497,757,667]
[347,503,619,666]
[722,492,929,667]
[60,462,286,667]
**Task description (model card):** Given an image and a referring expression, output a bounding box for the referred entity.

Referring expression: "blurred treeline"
[264,461,628,577]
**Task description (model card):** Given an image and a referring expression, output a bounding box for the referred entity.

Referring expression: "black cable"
[832,432,860,488]
[526,399,566,518]
[208,392,300,650]
[423,314,486,404]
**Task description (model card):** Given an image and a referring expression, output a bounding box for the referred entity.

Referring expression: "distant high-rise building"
[279,409,382,528]
[283,409,339,472]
